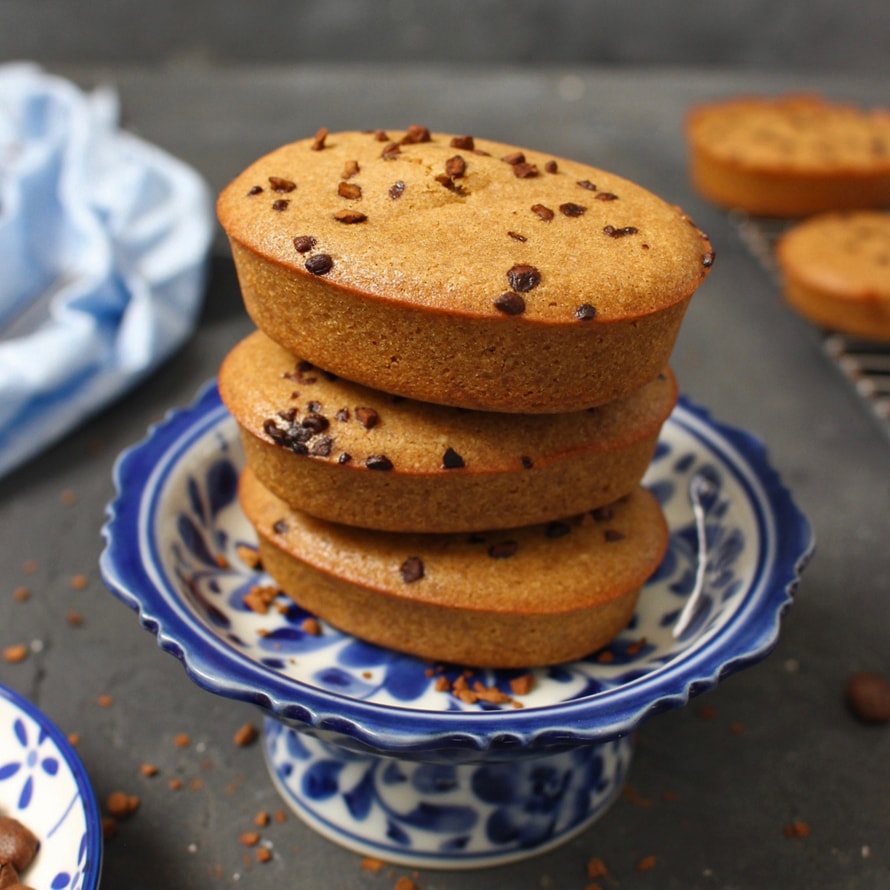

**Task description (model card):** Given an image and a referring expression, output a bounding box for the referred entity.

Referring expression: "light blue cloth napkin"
[0,63,213,479]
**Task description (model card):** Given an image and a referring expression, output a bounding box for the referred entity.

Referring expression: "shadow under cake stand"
[100,383,813,869]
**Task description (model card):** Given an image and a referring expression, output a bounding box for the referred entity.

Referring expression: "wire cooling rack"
[731,212,890,441]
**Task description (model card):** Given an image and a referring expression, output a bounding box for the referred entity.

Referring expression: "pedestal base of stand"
[263,718,634,870]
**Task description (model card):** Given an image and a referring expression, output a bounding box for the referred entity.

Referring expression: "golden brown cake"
[239,468,669,667]
[775,210,890,341]
[217,127,714,413]
[219,330,677,532]
[686,94,890,217]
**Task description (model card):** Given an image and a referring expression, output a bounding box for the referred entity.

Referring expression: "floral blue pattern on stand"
[100,382,813,867]
[0,685,102,890]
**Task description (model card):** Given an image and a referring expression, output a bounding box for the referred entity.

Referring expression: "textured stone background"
[1,0,887,74]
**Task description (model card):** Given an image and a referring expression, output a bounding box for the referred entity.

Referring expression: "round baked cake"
[776,210,890,341]
[219,330,677,532]
[239,468,669,668]
[686,94,890,217]
[217,127,714,413]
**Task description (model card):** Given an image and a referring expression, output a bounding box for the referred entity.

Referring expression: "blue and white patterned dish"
[100,382,813,867]
[0,684,102,889]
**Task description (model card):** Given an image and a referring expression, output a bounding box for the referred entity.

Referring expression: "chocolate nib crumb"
[488,540,519,559]
[507,264,541,292]
[293,235,317,253]
[305,254,334,275]
[531,203,555,221]
[365,454,394,471]
[494,292,526,316]
[399,556,425,583]
[604,529,626,542]
[342,159,360,179]
[507,231,527,242]
[269,177,296,193]
[373,129,389,142]
[577,179,597,191]
[450,135,475,150]
[271,199,290,212]
[559,202,586,217]
[442,447,465,469]
[520,456,534,469]
[247,185,263,196]
[338,452,352,464]
[703,250,716,267]
[382,142,401,159]
[272,519,289,535]
[575,303,597,320]
[355,406,380,429]
[544,160,558,173]
[333,209,367,224]
[596,192,619,201]
[389,181,406,200]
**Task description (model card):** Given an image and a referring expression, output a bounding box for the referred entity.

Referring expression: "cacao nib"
[445,155,467,178]
[399,556,425,583]
[546,521,572,538]
[338,181,362,199]
[365,454,394,471]
[559,202,586,217]
[355,407,380,429]
[247,185,263,196]
[488,540,519,559]
[507,264,541,292]
[494,292,526,316]
[531,203,555,221]
[311,127,328,151]
[269,177,296,193]
[450,135,475,150]
[577,180,597,191]
[271,199,290,211]
[441,447,465,469]
[575,303,597,320]
[333,209,367,224]
[544,160,558,173]
[513,162,539,178]
[293,235,317,253]
[389,180,406,200]
[272,519,289,534]
[305,254,334,275]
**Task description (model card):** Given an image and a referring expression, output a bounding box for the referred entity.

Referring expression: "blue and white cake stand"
[100,383,813,869]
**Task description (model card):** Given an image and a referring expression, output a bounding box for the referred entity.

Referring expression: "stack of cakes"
[216,127,715,668]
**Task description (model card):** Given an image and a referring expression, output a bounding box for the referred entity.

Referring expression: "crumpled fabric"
[0,63,213,479]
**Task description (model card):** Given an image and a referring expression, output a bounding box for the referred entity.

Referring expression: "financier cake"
[217,127,714,413]
[219,330,678,532]
[686,94,890,217]
[239,468,669,668]
[775,210,890,341]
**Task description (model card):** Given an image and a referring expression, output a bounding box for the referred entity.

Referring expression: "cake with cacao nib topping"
[686,94,890,217]
[219,330,677,533]
[217,127,714,413]
[238,467,669,668]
